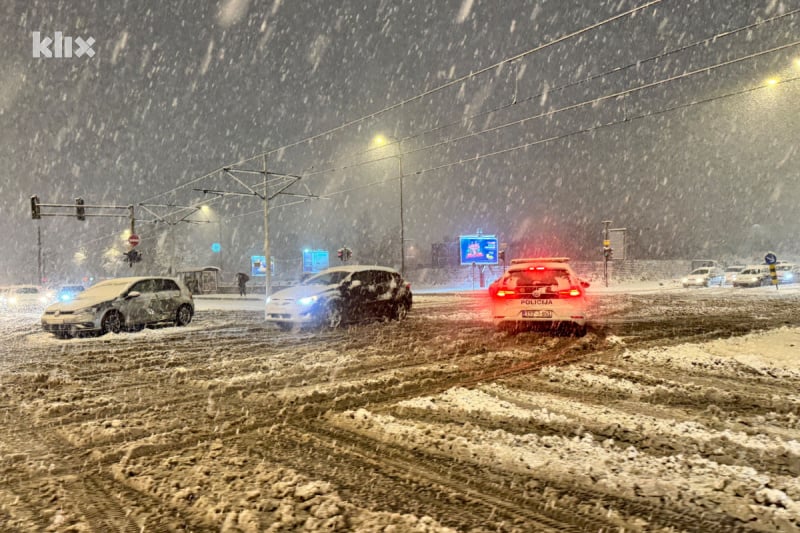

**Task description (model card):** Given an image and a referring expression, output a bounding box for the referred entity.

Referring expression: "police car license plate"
[522,310,552,318]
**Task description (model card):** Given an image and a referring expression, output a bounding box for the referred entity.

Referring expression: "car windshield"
[74,280,132,301]
[59,286,84,292]
[740,269,759,275]
[14,287,39,294]
[506,268,570,289]
[303,271,350,286]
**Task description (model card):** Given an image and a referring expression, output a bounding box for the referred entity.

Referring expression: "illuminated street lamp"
[372,134,406,276]
[200,205,224,271]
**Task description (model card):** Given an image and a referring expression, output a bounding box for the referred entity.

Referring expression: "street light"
[371,134,406,276]
[200,205,224,271]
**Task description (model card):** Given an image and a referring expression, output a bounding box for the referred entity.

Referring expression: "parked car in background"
[681,266,725,288]
[732,265,771,288]
[1,285,51,311]
[265,266,412,330]
[723,265,745,285]
[55,285,85,302]
[41,277,194,338]
[488,257,590,335]
[775,263,798,284]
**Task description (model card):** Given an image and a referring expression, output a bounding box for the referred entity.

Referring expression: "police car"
[488,257,590,334]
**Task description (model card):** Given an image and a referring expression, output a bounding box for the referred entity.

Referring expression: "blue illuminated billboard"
[250,256,274,277]
[302,249,329,273]
[459,235,498,265]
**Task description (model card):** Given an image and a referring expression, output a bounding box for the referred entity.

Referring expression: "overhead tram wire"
[137,0,663,206]
[122,33,800,232]
[316,74,800,202]
[225,73,800,222]
[324,7,800,173]
[289,37,800,183]
[186,38,800,222]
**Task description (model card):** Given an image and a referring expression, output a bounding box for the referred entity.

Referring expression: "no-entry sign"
[128,234,140,247]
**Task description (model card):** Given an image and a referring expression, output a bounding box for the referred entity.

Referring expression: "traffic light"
[337,247,352,263]
[123,249,142,267]
[31,196,41,220]
[603,246,613,260]
[75,197,85,221]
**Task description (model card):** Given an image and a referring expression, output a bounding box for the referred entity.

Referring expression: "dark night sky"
[1,0,799,283]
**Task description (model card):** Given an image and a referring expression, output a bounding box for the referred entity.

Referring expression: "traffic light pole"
[37,225,43,284]
[31,196,139,269]
[603,220,611,288]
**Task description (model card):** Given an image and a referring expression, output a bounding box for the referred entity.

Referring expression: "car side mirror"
[126,291,141,299]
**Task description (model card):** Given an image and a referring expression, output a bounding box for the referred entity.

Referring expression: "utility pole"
[263,154,271,309]
[195,163,319,319]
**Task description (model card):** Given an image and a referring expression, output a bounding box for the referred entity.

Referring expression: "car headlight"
[681,277,688,283]
[265,297,271,304]
[8,296,18,305]
[297,295,318,306]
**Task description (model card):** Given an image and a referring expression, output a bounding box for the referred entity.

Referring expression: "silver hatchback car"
[41,276,194,338]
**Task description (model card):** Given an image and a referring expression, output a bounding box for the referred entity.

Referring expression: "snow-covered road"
[1,288,799,531]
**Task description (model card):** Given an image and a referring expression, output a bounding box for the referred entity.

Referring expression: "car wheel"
[54,331,72,339]
[323,303,343,329]
[101,311,123,335]
[392,301,410,321]
[175,304,193,326]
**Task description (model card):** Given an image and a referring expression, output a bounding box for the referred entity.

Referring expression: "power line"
[332,7,800,170]
[273,75,800,207]
[191,41,800,221]
[137,0,663,205]
[298,38,800,181]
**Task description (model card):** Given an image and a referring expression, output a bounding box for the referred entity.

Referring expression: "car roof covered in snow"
[507,258,573,272]
[316,265,400,275]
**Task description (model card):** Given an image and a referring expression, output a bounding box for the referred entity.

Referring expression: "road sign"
[764,252,777,265]
[769,263,779,287]
[128,234,140,247]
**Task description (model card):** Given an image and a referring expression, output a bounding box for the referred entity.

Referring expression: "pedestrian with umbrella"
[235,272,250,296]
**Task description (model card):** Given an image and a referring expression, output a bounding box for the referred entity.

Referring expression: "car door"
[371,271,395,316]
[346,271,376,319]
[155,279,182,320]
[122,279,161,326]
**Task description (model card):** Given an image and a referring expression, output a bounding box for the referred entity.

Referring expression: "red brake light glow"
[496,289,515,297]
[558,288,582,298]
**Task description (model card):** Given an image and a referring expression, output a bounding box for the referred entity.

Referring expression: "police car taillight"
[496,289,515,297]
[558,287,582,298]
